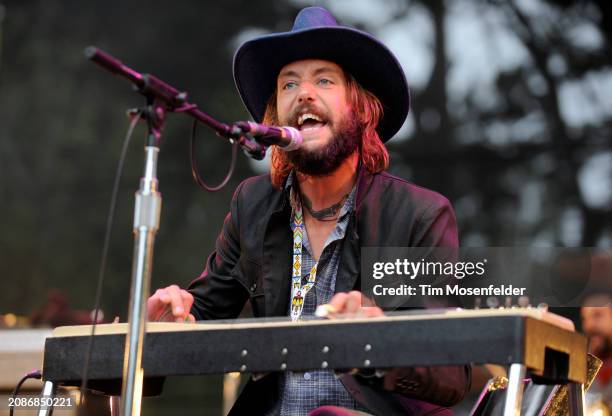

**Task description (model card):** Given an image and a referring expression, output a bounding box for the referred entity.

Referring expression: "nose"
[297,82,316,104]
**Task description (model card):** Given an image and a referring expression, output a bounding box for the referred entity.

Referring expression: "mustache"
[287,105,330,126]
[585,329,609,338]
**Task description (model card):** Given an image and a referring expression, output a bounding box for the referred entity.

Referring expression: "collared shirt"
[275,173,367,416]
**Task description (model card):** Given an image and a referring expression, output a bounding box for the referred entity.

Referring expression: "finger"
[147,289,171,321]
[150,288,170,306]
[327,292,349,313]
[174,313,195,323]
[174,293,194,323]
[180,290,194,314]
[344,291,362,314]
[151,287,172,304]
[362,306,385,318]
[166,285,186,317]
[360,293,377,308]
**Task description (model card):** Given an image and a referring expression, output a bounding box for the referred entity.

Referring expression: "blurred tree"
[0,0,299,318]
[331,0,612,247]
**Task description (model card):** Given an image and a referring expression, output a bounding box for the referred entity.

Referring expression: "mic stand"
[83,46,268,416]
[121,99,164,416]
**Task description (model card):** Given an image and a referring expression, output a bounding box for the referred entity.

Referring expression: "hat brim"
[233,26,409,142]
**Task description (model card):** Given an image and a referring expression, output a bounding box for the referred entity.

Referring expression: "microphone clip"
[227,124,267,161]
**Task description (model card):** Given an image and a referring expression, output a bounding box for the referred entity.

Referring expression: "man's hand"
[147,285,195,322]
[316,290,384,319]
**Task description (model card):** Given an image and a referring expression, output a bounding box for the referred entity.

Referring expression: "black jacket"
[188,168,470,415]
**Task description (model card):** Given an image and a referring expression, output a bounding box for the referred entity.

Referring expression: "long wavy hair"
[263,71,389,188]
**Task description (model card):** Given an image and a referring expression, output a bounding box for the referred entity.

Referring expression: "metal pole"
[567,382,586,416]
[503,363,526,416]
[110,396,121,416]
[121,145,162,416]
[36,381,55,416]
[222,373,242,415]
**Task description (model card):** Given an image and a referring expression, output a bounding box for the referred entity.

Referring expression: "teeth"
[298,113,322,126]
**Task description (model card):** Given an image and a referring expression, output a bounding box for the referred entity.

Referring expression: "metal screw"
[280,363,287,371]
[364,359,371,367]
[281,348,288,355]
[321,361,328,369]
[240,365,247,372]
[364,344,372,352]
[241,349,248,357]
[486,296,499,309]
[322,346,330,354]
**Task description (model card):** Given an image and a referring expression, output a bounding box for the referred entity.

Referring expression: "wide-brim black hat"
[233,6,410,142]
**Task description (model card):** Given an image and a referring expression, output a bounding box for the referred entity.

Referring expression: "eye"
[318,78,332,86]
[282,81,297,90]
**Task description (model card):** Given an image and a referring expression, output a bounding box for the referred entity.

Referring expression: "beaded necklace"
[290,199,318,321]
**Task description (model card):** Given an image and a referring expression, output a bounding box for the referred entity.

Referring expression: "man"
[148,6,469,415]
[581,294,612,409]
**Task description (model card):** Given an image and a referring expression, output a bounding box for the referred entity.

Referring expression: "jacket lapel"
[262,201,293,317]
[335,167,375,293]
[335,214,361,293]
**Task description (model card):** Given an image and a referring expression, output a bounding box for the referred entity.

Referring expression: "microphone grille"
[282,127,303,151]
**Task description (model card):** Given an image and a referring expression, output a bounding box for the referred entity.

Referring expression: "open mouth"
[296,112,328,131]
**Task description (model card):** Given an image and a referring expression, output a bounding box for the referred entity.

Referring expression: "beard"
[286,113,362,176]
[587,332,612,358]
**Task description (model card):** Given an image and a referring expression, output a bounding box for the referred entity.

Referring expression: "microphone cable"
[190,119,237,192]
[9,370,42,416]
[78,111,142,405]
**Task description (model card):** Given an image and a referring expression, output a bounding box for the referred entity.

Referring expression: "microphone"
[234,121,302,151]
